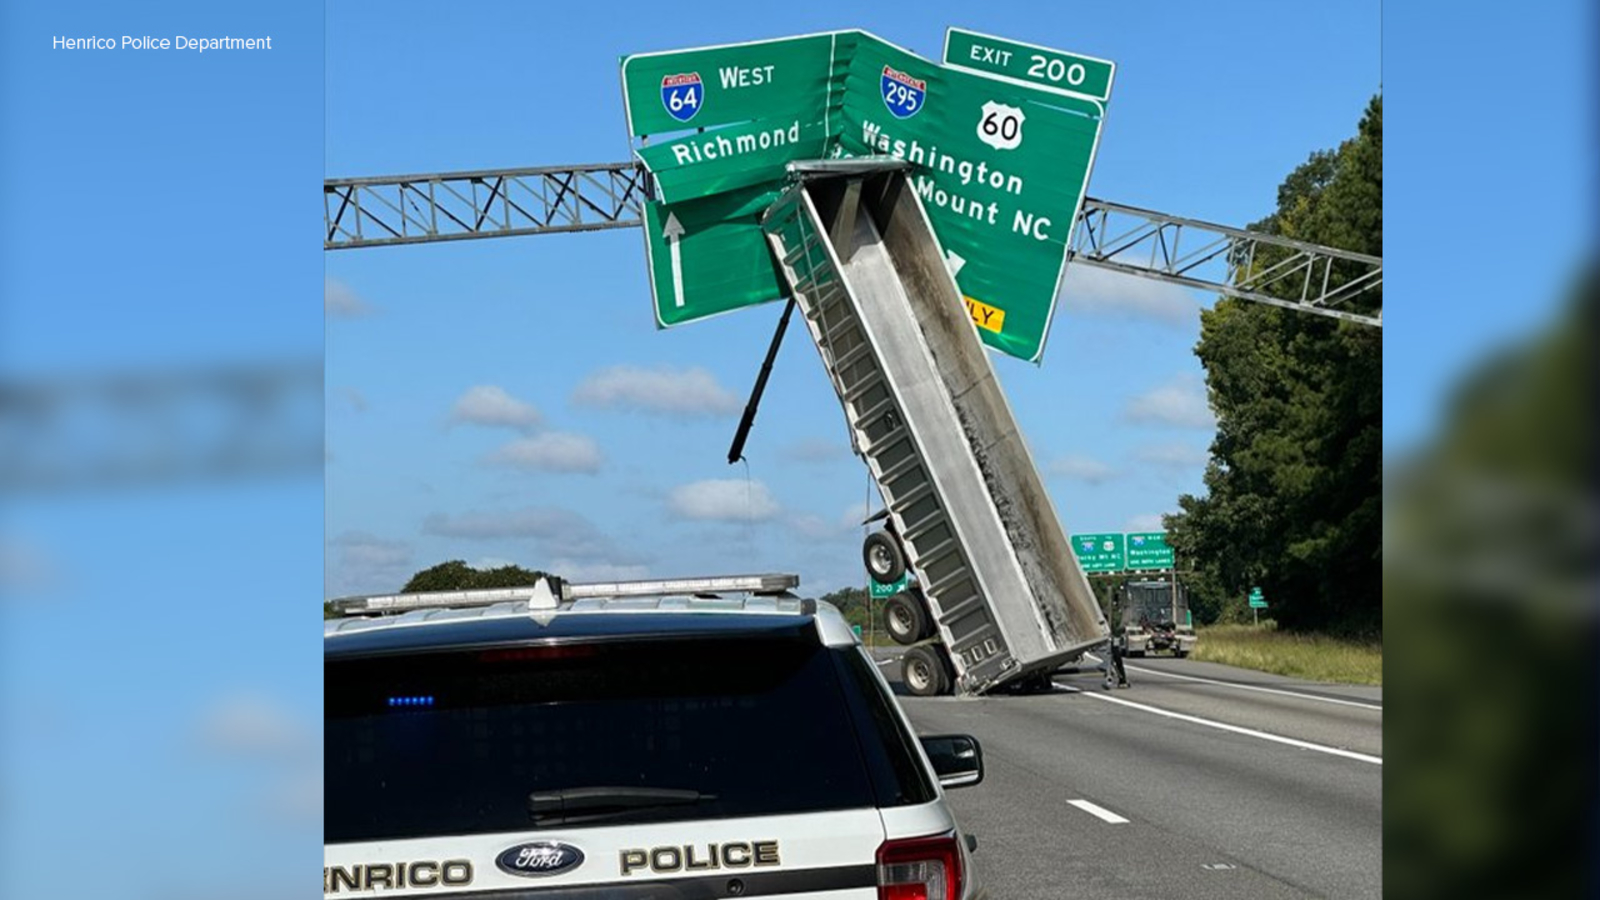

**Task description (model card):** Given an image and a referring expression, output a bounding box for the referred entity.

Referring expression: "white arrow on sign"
[663,212,686,308]
[945,249,966,277]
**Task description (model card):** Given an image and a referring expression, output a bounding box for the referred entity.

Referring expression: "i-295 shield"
[880,66,926,119]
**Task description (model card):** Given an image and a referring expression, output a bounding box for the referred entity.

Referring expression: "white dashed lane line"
[1068,799,1130,824]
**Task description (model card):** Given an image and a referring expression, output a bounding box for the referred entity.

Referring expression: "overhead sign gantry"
[620,28,1115,362]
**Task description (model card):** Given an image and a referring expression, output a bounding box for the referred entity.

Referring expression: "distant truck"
[1113,579,1196,658]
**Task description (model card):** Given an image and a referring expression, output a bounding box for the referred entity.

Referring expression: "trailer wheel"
[1173,648,1189,659]
[884,594,929,645]
[902,645,949,697]
[863,531,907,584]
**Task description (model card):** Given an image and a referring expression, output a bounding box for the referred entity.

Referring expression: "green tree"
[817,586,873,635]
[1383,271,1595,899]
[400,560,554,593]
[1165,96,1381,637]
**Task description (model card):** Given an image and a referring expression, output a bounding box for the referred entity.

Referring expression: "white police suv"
[326,574,986,899]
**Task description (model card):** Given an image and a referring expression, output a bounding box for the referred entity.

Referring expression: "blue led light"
[387,695,434,708]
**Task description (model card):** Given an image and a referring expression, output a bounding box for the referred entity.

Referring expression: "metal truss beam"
[0,363,322,493]
[324,163,650,249]
[323,164,1382,327]
[1069,198,1382,327]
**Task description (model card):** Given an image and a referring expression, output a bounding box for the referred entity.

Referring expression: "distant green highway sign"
[1125,532,1174,570]
[1071,533,1125,573]
[1248,587,1267,609]
[870,573,911,599]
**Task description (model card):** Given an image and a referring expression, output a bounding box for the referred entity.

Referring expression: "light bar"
[329,584,546,616]
[562,573,799,601]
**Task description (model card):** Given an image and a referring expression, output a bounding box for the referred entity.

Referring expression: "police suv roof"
[324,595,859,659]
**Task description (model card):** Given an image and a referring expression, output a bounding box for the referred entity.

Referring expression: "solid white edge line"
[1060,685,1383,765]
[1121,665,1383,711]
[1068,799,1129,824]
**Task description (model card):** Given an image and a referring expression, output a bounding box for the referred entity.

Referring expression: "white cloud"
[327,531,413,596]
[325,278,375,317]
[572,365,742,417]
[1125,513,1172,533]
[196,692,313,760]
[790,514,845,541]
[840,501,872,529]
[424,507,651,567]
[1060,264,1197,326]
[330,531,411,569]
[449,385,543,432]
[1125,374,1216,429]
[783,437,852,464]
[486,433,602,474]
[549,560,653,583]
[424,507,589,540]
[1046,455,1117,484]
[668,479,780,522]
[1136,442,1210,468]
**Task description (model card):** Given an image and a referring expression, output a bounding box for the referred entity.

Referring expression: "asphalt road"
[875,650,1382,899]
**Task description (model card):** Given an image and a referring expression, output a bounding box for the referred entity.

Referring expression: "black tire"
[884,594,929,646]
[1128,649,1146,658]
[902,645,950,697]
[1173,648,1189,659]
[863,531,907,585]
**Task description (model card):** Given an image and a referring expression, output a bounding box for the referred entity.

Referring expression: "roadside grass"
[1192,622,1382,685]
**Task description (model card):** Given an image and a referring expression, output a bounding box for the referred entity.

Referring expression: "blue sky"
[2,1,1592,896]
[325,0,1382,600]
[1,1,323,894]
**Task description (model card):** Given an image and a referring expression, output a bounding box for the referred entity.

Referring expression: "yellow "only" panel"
[963,296,1006,334]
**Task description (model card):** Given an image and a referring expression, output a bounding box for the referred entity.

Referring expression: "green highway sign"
[623,34,837,325]
[642,182,788,326]
[623,29,1113,357]
[834,30,1108,362]
[638,117,831,204]
[1125,532,1174,570]
[622,34,838,206]
[1071,533,1125,573]
[1248,587,1267,609]
[870,573,911,599]
[621,33,838,140]
[942,28,1115,102]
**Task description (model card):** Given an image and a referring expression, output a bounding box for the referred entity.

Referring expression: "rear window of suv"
[326,626,925,844]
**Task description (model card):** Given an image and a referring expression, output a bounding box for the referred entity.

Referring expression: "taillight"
[877,831,963,900]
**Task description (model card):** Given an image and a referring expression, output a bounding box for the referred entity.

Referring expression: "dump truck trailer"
[761,163,1111,696]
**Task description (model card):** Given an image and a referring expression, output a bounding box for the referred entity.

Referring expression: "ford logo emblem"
[496,841,585,877]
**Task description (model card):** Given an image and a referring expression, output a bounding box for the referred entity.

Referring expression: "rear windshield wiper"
[529,786,716,825]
